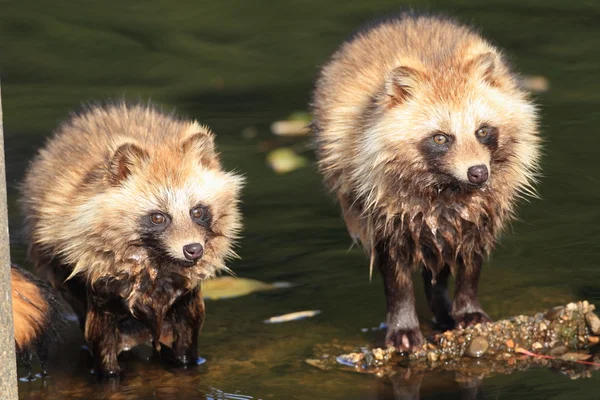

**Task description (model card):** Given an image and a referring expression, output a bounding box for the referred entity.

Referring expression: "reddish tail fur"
[11,264,65,376]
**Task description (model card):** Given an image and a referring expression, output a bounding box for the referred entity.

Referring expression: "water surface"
[1,0,599,399]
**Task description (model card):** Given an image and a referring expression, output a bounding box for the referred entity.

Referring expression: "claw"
[386,327,424,353]
[455,311,491,329]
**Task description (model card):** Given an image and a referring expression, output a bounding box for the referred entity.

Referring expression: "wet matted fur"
[20,102,244,375]
[312,14,541,352]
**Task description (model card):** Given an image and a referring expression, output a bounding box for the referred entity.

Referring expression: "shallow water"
[1,0,599,399]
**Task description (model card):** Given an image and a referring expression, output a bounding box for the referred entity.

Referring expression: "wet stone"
[363,352,374,367]
[585,312,600,335]
[549,345,569,357]
[465,337,489,358]
[544,307,563,321]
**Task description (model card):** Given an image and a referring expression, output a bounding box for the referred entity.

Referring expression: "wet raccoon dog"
[312,15,541,352]
[11,264,66,378]
[21,102,244,376]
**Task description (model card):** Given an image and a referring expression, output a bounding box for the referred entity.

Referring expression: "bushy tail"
[11,264,67,372]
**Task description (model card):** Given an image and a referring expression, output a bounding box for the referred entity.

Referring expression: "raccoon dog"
[312,15,541,352]
[21,102,243,375]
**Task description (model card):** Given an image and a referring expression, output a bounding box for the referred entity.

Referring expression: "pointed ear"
[108,143,149,184]
[468,52,498,85]
[385,66,422,105]
[180,131,221,169]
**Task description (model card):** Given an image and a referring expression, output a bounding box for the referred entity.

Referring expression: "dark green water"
[1,0,599,399]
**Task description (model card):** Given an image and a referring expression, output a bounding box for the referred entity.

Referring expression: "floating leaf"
[520,75,550,93]
[263,310,321,324]
[203,276,292,300]
[266,147,308,174]
[560,353,593,361]
[270,111,312,136]
[270,120,310,136]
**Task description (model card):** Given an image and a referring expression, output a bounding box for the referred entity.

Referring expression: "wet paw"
[160,345,198,367]
[455,311,491,329]
[174,354,195,367]
[386,327,424,353]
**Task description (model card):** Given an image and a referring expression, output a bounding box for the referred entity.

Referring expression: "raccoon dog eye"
[476,126,491,138]
[432,134,448,145]
[150,213,167,225]
[191,206,211,226]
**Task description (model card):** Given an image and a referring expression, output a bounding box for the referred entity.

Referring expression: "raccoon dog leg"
[422,266,454,329]
[85,295,121,377]
[452,255,490,328]
[377,244,423,352]
[166,286,205,367]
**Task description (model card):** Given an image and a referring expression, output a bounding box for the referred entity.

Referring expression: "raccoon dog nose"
[183,243,204,261]
[467,165,489,184]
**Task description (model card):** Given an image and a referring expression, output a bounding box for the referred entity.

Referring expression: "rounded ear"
[468,52,499,85]
[180,132,221,169]
[385,66,423,106]
[108,143,149,185]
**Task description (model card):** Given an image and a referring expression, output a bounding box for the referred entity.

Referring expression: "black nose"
[467,165,489,185]
[183,243,203,261]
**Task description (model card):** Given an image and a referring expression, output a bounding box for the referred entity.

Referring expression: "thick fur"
[312,15,541,352]
[20,102,243,375]
[11,264,65,375]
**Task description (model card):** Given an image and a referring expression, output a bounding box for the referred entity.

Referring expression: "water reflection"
[380,373,485,400]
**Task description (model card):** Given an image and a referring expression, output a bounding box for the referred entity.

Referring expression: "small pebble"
[506,339,515,349]
[588,336,599,345]
[427,352,439,363]
[532,342,543,350]
[465,337,489,358]
[372,348,384,361]
[539,322,547,331]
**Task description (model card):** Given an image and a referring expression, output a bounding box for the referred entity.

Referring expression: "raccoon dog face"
[373,52,538,194]
[99,129,243,275]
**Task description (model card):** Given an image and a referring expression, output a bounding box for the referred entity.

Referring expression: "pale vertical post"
[0,80,18,398]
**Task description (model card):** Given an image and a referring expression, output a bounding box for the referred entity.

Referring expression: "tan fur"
[313,15,541,269]
[21,102,244,288]
[11,266,48,351]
